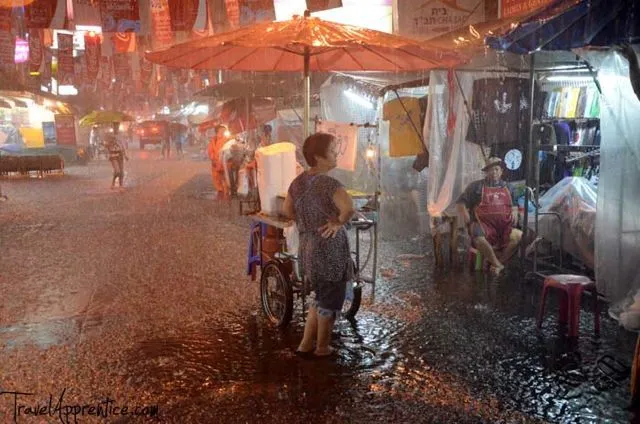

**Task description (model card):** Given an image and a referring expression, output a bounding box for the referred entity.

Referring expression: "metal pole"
[371,118,380,302]
[303,47,311,140]
[522,53,535,261]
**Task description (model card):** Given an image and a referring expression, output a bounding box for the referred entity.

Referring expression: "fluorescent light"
[344,90,374,110]
[58,85,78,95]
[546,75,595,83]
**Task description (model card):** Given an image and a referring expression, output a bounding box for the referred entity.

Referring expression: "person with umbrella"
[104,130,129,189]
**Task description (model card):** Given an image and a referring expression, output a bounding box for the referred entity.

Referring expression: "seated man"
[456,157,522,275]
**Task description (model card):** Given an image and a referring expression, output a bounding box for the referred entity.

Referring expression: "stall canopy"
[481,0,640,306]
[486,0,640,54]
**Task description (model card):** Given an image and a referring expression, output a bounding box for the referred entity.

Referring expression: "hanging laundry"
[383,97,424,157]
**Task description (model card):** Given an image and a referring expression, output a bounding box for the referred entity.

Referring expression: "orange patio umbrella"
[146,11,466,137]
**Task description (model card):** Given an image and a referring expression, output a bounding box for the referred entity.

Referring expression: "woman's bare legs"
[297,305,317,353]
[315,314,335,356]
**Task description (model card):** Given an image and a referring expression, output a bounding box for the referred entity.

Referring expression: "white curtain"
[426,70,484,217]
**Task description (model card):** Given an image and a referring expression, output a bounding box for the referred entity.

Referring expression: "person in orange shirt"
[207,125,230,199]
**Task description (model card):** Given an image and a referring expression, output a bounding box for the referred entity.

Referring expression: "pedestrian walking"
[282,132,355,358]
[105,133,129,189]
[207,125,230,199]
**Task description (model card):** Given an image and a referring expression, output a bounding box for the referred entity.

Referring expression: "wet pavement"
[0,148,637,423]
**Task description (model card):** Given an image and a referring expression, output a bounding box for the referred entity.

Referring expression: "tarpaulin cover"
[528,176,597,269]
[486,0,640,54]
[578,49,640,306]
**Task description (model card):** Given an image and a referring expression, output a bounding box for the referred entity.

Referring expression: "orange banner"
[501,0,554,18]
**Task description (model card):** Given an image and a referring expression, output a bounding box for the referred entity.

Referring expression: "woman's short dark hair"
[302,132,334,167]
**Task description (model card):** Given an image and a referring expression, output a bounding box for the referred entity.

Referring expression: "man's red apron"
[474,185,513,249]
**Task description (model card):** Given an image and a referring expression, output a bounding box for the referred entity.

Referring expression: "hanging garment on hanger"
[576,87,588,117]
[466,77,538,146]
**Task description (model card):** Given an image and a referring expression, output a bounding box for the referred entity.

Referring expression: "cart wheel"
[342,281,362,319]
[260,261,293,328]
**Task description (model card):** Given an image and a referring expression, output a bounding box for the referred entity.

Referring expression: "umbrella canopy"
[486,0,640,54]
[79,110,135,127]
[147,11,465,136]
[146,14,464,72]
[198,97,277,135]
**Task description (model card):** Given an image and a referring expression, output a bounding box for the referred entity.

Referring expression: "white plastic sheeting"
[580,49,640,305]
[425,70,485,217]
[529,177,597,270]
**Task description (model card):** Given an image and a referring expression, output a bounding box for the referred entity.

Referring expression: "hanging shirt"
[383,97,424,157]
[466,77,537,146]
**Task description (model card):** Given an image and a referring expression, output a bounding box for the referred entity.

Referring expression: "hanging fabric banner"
[395,0,484,40]
[29,29,43,73]
[72,0,102,27]
[151,0,174,49]
[113,53,131,79]
[306,0,342,13]
[42,49,52,84]
[100,56,112,89]
[168,0,200,31]
[239,0,275,26]
[84,32,101,80]
[139,54,153,85]
[99,0,141,32]
[112,32,136,53]
[25,0,62,29]
[0,8,14,67]
[316,120,358,171]
[57,32,74,85]
[55,114,77,146]
[224,0,240,28]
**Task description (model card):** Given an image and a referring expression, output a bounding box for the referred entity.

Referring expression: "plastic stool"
[537,274,600,338]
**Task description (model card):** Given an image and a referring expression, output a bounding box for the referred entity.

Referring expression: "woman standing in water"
[283,132,355,358]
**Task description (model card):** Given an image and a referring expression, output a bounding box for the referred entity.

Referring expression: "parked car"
[136,121,169,150]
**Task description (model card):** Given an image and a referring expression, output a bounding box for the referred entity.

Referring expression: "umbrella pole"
[303,47,311,139]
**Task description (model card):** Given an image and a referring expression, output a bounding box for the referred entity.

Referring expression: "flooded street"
[1,149,636,423]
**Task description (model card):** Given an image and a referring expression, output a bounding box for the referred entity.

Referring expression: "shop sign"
[395,0,485,40]
[99,0,141,32]
[54,114,77,146]
[57,33,74,85]
[14,38,29,64]
[29,29,43,72]
[500,0,554,18]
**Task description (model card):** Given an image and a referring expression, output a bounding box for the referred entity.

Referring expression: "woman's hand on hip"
[319,219,342,238]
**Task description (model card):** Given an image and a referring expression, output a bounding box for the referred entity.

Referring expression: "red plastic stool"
[537,274,600,338]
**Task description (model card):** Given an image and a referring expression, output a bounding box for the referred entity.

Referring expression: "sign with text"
[54,114,77,146]
[239,0,276,26]
[99,0,141,32]
[396,0,485,40]
[57,33,74,85]
[500,0,554,18]
[72,0,102,27]
[316,120,358,171]
[168,0,200,31]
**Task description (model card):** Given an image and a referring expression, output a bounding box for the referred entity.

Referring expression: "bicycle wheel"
[342,281,362,319]
[260,261,293,328]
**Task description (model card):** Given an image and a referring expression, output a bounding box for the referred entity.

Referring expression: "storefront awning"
[486,0,640,54]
